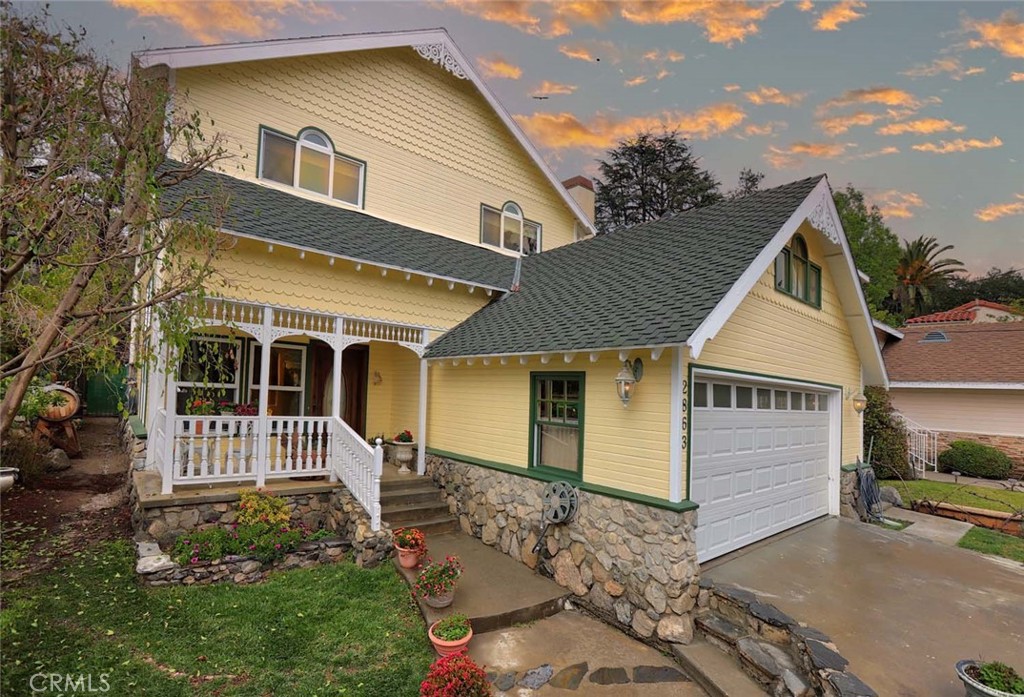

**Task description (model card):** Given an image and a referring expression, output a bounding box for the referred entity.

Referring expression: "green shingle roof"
[163,164,517,289]
[425,175,825,358]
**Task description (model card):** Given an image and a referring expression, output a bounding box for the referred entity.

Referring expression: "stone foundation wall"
[327,487,393,568]
[839,468,866,521]
[935,431,1024,478]
[426,455,701,650]
[120,418,147,471]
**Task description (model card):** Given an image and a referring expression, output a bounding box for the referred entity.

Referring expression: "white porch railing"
[169,416,333,485]
[896,412,938,478]
[331,416,384,531]
[153,408,169,473]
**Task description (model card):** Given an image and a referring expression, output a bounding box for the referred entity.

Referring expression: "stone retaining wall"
[839,468,866,521]
[328,487,393,568]
[935,431,1024,478]
[120,417,147,470]
[426,455,701,650]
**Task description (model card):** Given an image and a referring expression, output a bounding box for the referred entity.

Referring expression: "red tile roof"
[561,175,594,192]
[882,322,1024,384]
[906,299,1021,324]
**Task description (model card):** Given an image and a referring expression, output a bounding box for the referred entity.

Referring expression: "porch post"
[160,348,176,495]
[255,309,273,488]
[329,320,345,483]
[669,345,684,504]
[417,356,428,476]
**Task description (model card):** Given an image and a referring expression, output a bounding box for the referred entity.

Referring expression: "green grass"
[879,479,1024,514]
[1,541,434,696]
[958,526,1024,563]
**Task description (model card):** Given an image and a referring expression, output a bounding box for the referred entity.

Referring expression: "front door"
[312,343,368,437]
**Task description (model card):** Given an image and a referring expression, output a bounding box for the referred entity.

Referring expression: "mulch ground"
[1,417,132,584]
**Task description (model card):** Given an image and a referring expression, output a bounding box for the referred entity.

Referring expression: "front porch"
[141,298,434,530]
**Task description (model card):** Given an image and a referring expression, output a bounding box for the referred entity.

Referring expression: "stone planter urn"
[422,589,455,609]
[390,441,415,473]
[428,620,473,657]
[956,660,1024,697]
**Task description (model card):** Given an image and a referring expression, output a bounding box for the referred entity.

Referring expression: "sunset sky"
[40,0,1024,274]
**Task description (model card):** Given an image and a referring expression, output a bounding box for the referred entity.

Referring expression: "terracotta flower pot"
[428,621,473,657]
[395,544,422,569]
[422,589,455,608]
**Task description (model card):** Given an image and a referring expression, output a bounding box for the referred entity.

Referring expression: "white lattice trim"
[412,43,468,79]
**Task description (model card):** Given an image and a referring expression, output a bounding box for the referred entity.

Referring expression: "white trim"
[426,342,679,364]
[135,29,597,236]
[872,319,904,340]
[248,341,308,416]
[858,269,871,284]
[684,177,888,388]
[692,367,843,517]
[669,346,684,503]
[889,381,1024,390]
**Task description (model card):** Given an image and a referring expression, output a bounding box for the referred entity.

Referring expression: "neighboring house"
[882,322,1024,477]
[906,298,1023,326]
[132,28,885,617]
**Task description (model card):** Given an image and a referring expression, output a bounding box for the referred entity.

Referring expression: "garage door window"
[531,373,584,477]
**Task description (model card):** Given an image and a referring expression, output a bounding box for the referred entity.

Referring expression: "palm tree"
[892,236,965,318]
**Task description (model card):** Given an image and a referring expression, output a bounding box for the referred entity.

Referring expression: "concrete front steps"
[380,475,457,535]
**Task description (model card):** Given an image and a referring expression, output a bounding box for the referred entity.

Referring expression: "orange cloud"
[764,141,850,168]
[817,111,884,136]
[533,81,578,96]
[619,1,782,46]
[796,0,814,11]
[723,84,742,92]
[902,57,986,81]
[642,49,685,62]
[744,85,807,107]
[1011,72,1024,82]
[477,55,523,79]
[743,120,787,137]
[558,40,621,63]
[877,118,967,136]
[912,137,1003,154]
[814,0,866,31]
[112,0,337,42]
[962,10,1024,59]
[844,146,900,162]
[975,194,1024,222]
[444,0,543,34]
[656,69,674,80]
[873,190,926,219]
[514,102,747,150]
[625,76,649,87]
[818,86,933,113]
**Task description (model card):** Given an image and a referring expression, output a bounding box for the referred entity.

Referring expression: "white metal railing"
[331,416,384,531]
[896,412,938,477]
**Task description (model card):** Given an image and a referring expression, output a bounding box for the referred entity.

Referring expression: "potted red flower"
[427,613,473,657]
[390,429,416,473]
[414,555,464,608]
[420,652,492,697]
[393,527,426,569]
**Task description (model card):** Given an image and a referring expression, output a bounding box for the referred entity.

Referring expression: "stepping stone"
[519,664,554,690]
[589,667,629,685]
[492,672,516,691]
[633,665,689,683]
[549,663,588,690]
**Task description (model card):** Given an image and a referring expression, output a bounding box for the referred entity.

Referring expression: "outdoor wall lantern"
[615,358,644,407]
[851,391,868,414]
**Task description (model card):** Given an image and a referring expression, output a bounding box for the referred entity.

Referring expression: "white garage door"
[691,376,832,562]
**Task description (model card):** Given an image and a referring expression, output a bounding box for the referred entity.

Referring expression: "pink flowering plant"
[414,555,464,598]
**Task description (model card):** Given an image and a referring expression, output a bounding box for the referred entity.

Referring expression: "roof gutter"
[889,381,1024,390]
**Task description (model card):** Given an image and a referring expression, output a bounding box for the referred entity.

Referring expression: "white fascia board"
[889,381,1024,390]
[424,342,679,362]
[685,177,888,388]
[220,227,508,293]
[136,29,598,236]
[872,319,904,340]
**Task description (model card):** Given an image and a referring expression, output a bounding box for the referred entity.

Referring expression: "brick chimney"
[562,175,595,227]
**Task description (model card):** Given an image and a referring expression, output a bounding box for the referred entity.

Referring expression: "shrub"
[863,386,911,480]
[420,653,492,697]
[938,441,1013,480]
[236,488,291,526]
[171,522,328,565]
[0,428,49,486]
[432,613,471,641]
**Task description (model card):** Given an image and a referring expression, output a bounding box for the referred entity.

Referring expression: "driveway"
[704,517,1024,697]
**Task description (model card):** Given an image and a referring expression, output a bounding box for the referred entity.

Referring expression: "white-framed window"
[259,127,364,207]
[176,336,241,414]
[249,343,307,417]
[481,202,542,255]
[694,380,828,412]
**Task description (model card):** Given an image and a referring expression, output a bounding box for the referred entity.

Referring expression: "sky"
[35,0,1024,275]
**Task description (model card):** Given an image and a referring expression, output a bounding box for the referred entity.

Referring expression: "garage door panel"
[693,376,832,562]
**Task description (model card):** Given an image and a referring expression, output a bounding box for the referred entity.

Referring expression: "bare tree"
[0,4,227,435]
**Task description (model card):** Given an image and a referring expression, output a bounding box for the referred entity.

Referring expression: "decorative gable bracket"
[807,193,842,246]
[412,43,468,80]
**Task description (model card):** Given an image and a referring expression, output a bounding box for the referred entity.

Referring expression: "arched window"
[258,126,365,207]
[480,201,542,255]
[774,234,821,307]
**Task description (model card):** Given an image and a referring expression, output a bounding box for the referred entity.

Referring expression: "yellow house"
[134,30,886,574]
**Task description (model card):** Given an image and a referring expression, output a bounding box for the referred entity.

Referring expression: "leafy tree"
[863,386,910,480]
[728,168,765,199]
[594,130,722,233]
[929,267,1024,311]
[831,185,902,320]
[0,5,226,435]
[892,236,965,318]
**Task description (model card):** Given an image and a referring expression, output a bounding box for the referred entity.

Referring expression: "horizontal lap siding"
[428,355,671,499]
[366,342,422,440]
[890,388,1024,437]
[174,48,578,251]
[209,239,488,330]
[696,226,863,468]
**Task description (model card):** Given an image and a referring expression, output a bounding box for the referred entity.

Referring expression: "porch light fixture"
[615,358,644,407]
[851,391,867,414]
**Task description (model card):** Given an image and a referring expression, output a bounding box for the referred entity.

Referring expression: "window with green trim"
[531,373,584,476]
[774,234,821,307]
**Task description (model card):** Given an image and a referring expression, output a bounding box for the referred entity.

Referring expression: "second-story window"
[259,127,364,207]
[481,202,542,255]
[774,234,821,307]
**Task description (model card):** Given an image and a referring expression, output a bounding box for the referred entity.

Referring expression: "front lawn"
[0,541,434,696]
[958,526,1024,564]
[879,479,1024,514]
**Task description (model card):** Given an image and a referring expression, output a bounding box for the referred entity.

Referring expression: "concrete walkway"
[922,470,1021,490]
[705,518,1024,697]
[887,508,974,545]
